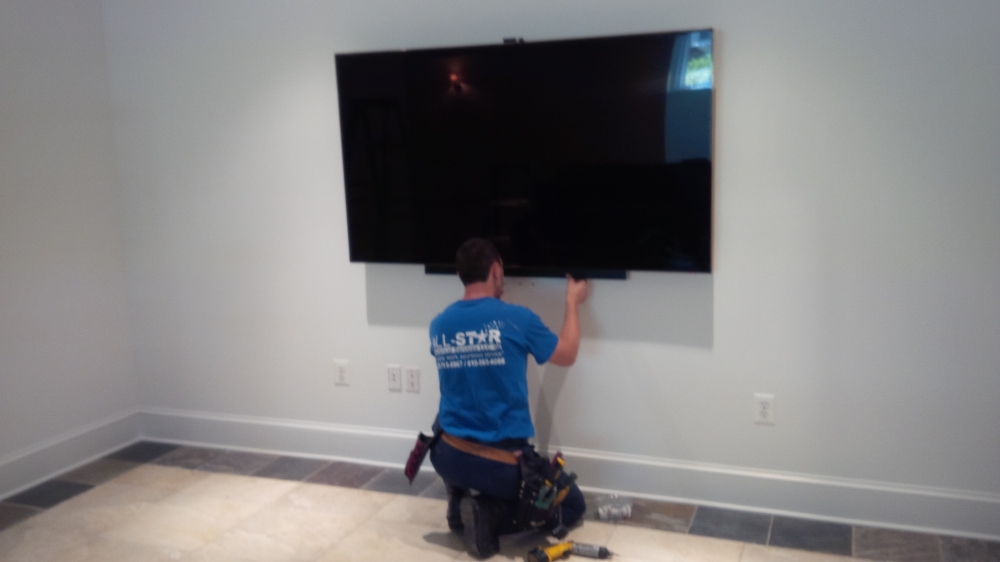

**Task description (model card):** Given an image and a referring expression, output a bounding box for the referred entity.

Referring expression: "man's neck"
[463,282,496,301]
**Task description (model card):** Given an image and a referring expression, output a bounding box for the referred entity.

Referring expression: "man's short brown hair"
[456,238,502,285]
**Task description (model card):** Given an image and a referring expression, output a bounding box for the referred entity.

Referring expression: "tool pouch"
[404,416,442,484]
[513,447,577,532]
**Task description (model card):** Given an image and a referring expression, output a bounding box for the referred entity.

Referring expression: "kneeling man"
[429,238,589,557]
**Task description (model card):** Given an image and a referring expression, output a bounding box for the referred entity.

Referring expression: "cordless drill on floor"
[525,541,612,562]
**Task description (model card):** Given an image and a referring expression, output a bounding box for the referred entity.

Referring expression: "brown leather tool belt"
[441,432,520,465]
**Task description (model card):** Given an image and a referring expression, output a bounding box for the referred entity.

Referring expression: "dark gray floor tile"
[768,516,852,555]
[107,441,178,463]
[625,498,697,533]
[197,451,280,475]
[362,469,438,496]
[253,456,330,481]
[940,536,1000,562]
[5,480,93,509]
[0,502,42,531]
[418,476,449,500]
[581,491,605,521]
[152,446,223,469]
[307,461,386,488]
[688,506,772,544]
[582,492,632,523]
[853,526,942,562]
[58,458,140,486]
[581,492,695,532]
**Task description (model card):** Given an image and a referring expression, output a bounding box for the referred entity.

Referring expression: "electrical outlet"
[387,364,402,392]
[334,359,349,386]
[405,366,420,393]
[753,393,776,425]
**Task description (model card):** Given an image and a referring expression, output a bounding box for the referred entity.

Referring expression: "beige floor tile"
[108,464,212,493]
[103,499,264,551]
[316,519,464,562]
[161,473,298,507]
[53,537,186,562]
[182,527,304,562]
[741,543,856,562]
[270,482,395,521]
[565,519,617,547]
[372,494,450,528]
[609,524,746,562]
[212,505,360,561]
[0,523,94,562]
[179,549,250,562]
[21,499,155,536]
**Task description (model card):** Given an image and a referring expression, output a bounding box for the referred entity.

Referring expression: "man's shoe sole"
[459,496,499,558]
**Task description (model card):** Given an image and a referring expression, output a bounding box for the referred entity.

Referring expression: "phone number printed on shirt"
[432,329,506,370]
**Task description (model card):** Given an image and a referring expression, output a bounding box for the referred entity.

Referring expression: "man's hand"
[549,275,588,366]
[565,274,588,307]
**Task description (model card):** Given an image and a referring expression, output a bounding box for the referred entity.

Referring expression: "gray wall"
[102,0,1000,536]
[0,0,138,493]
[2,0,998,539]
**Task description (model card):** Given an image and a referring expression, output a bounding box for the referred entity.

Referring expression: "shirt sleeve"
[523,310,559,364]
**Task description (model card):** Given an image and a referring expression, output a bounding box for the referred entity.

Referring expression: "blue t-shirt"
[430,297,559,443]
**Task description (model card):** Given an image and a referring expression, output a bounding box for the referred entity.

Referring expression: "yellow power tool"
[525,541,612,562]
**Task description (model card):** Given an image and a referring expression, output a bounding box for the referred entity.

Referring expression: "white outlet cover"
[388,364,402,392]
[753,393,776,425]
[405,366,420,393]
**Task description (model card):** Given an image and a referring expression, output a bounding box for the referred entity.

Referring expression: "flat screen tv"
[335,29,713,277]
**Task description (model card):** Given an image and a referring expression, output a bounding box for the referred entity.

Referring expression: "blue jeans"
[429,437,586,532]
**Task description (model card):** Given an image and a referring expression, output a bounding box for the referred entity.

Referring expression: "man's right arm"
[547,275,588,366]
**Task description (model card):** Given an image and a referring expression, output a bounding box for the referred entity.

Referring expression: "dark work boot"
[446,485,465,532]
[459,495,501,558]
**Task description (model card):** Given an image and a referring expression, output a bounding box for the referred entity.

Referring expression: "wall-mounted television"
[335,29,713,277]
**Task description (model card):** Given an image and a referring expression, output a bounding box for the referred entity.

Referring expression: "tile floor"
[0,442,997,562]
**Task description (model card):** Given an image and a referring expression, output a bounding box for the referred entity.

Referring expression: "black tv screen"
[335,29,713,276]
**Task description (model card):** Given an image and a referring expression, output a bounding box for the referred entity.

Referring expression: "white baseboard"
[139,407,419,467]
[6,407,996,542]
[561,446,1000,541]
[0,410,141,501]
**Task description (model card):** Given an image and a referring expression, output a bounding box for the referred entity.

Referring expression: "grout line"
[765,514,774,545]
[358,467,390,490]
[298,460,334,483]
[851,525,857,558]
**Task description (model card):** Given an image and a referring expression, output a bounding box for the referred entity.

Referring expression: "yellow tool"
[525,541,612,562]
